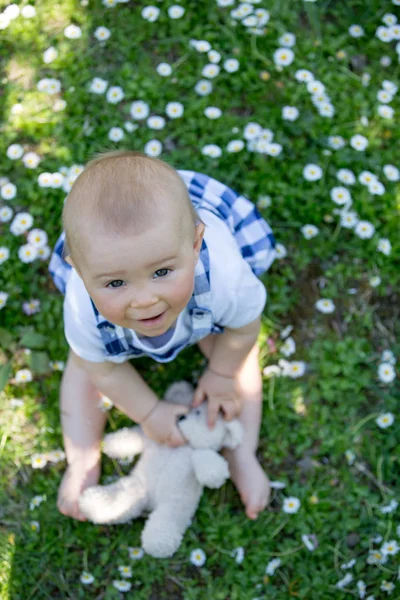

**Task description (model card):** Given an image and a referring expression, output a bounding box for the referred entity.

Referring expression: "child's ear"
[193,222,205,256]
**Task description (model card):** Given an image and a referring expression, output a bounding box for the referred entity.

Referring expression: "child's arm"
[207,316,261,377]
[192,316,261,426]
[70,351,188,446]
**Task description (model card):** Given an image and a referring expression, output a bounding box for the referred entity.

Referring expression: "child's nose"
[129,288,157,308]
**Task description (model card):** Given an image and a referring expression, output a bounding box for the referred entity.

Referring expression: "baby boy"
[49,150,276,522]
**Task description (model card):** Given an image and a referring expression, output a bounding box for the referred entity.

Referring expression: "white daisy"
[0,247,10,265]
[130,100,150,120]
[279,32,296,47]
[108,127,124,142]
[280,360,306,378]
[190,548,206,566]
[204,107,222,119]
[144,139,162,157]
[7,144,24,159]
[166,102,184,118]
[106,86,124,104]
[112,580,131,592]
[118,565,132,578]
[275,243,287,258]
[194,79,213,96]
[226,140,245,153]
[18,243,38,263]
[273,48,294,66]
[301,224,319,239]
[378,105,394,119]
[156,63,172,76]
[89,77,108,94]
[283,496,301,513]
[331,186,351,205]
[328,136,346,150]
[349,24,364,37]
[27,229,48,248]
[303,164,322,181]
[282,106,299,121]
[31,454,47,469]
[381,540,399,556]
[147,116,165,130]
[280,336,296,357]
[354,221,375,239]
[340,211,358,229]
[377,238,391,255]
[201,144,222,158]
[202,64,220,78]
[0,292,9,309]
[383,164,399,181]
[141,6,160,22]
[80,572,95,585]
[381,350,396,364]
[315,299,335,314]
[350,134,368,151]
[337,168,356,185]
[98,395,114,411]
[377,364,395,384]
[168,5,185,19]
[1,182,17,200]
[295,69,314,82]
[0,206,13,222]
[94,26,111,41]
[43,47,58,64]
[224,58,240,72]
[265,557,281,575]
[128,547,144,560]
[64,24,82,39]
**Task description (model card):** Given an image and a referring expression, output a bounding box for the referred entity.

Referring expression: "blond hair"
[62,150,201,263]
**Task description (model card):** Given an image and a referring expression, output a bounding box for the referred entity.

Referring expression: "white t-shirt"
[64,208,267,363]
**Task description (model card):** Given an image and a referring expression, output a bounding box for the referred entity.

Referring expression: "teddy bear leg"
[141,501,196,558]
[79,475,148,525]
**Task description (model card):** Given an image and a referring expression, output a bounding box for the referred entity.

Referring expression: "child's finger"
[207,401,220,429]
[221,401,237,421]
[191,387,206,407]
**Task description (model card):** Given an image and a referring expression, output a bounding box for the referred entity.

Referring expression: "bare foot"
[223,447,270,520]
[57,460,101,521]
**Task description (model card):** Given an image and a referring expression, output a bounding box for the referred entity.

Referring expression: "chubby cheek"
[90,290,126,323]
[168,271,195,310]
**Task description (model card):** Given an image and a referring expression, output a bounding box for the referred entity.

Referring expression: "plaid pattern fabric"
[48,231,71,295]
[178,170,276,276]
[48,170,275,361]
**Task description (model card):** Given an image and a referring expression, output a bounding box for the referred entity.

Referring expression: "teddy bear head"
[177,402,243,451]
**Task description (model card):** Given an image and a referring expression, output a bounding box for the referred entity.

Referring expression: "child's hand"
[141,401,189,447]
[192,368,242,428]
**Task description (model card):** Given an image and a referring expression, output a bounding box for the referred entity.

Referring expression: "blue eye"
[154,268,170,278]
[107,279,125,289]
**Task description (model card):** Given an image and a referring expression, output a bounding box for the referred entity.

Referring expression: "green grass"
[0,0,399,598]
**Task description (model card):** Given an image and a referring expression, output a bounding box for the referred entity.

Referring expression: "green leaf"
[29,351,50,375]
[0,362,12,392]
[20,332,48,349]
[0,328,14,350]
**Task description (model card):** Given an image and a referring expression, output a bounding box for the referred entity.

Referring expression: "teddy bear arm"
[192,449,230,489]
[102,426,147,459]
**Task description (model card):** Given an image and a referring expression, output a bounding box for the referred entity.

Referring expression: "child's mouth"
[137,311,166,327]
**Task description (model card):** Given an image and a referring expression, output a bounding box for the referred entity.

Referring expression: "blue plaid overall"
[49,171,276,363]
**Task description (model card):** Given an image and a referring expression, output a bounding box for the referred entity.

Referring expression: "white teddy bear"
[78,381,243,558]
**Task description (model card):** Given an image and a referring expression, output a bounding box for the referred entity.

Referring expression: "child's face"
[69,215,205,337]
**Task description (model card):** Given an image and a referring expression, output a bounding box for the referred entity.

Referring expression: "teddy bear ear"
[163,381,194,407]
[222,420,244,449]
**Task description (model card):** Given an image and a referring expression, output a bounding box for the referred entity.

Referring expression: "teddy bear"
[78,381,243,558]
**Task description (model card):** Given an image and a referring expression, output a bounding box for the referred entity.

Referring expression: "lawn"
[0,0,399,598]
